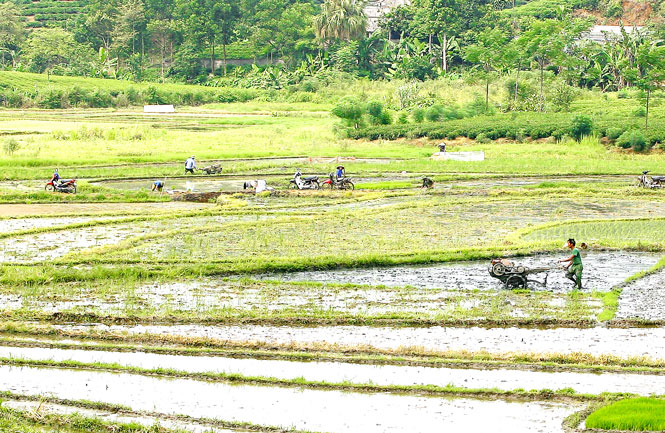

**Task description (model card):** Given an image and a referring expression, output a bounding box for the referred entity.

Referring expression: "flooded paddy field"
[0,364,580,433]
[0,215,126,234]
[61,324,665,360]
[1,344,665,395]
[617,269,665,321]
[2,400,245,433]
[0,275,603,321]
[0,201,211,217]
[264,252,661,293]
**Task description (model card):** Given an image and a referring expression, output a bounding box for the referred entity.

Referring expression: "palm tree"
[314,0,368,42]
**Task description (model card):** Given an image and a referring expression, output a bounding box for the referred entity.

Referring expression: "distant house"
[365,0,410,34]
[583,25,645,43]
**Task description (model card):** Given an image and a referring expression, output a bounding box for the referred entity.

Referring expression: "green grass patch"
[355,181,414,190]
[585,398,665,431]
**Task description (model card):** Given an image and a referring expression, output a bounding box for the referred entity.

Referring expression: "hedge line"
[349,113,665,146]
[0,85,262,109]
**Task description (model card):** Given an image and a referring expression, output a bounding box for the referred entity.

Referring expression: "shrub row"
[24,7,80,15]
[0,85,262,109]
[350,112,665,148]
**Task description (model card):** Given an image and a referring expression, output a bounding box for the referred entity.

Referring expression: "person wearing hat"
[336,165,345,180]
[185,156,196,174]
[559,238,583,290]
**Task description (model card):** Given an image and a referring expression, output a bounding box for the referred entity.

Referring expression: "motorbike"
[290,170,320,190]
[45,178,77,194]
[321,173,355,190]
[638,171,665,188]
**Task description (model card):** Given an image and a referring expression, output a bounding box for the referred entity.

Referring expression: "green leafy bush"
[607,127,624,140]
[617,130,647,152]
[411,108,425,123]
[332,97,365,129]
[569,114,593,140]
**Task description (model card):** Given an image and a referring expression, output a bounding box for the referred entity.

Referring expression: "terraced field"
[2,107,665,432]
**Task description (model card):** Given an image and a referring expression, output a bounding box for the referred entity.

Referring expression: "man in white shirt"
[185,156,196,174]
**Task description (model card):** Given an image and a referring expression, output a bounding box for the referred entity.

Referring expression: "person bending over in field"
[151,180,164,192]
[559,238,583,290]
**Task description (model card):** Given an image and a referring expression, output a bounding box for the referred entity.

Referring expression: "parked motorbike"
[321,173,354,190]
[638,171,665,188]
[290,169,320,190]
[45,178,77,193]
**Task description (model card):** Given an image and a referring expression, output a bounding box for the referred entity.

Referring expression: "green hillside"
[6,0,89,28]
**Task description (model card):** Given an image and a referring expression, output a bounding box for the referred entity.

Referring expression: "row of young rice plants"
[521,218,665,247]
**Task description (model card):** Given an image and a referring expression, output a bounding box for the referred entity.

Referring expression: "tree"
[464,27,507,111]
[243,0,317,64]
[112,0,147,67]
[23,28,93,74]
[176,0,239,75]
[314,0,367,43]
[624,38,665,131]
[0,2,26,68]
[409,0,491,72]
[147,19,177,80]
[518,19,566,111]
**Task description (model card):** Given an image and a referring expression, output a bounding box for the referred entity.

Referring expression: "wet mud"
[264,252,661,293]
[56,324,665,360]
[617,269,665,321]
[0,216,125,234]
[1,345,664,395]
[0,365,580,433]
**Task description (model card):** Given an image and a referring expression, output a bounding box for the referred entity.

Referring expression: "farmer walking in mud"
[559,238,583,290]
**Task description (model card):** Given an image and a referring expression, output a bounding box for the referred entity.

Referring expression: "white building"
[584,25,645,43]
[365,0,410,34]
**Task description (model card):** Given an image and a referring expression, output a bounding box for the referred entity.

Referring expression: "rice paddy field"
[3,98,665,433]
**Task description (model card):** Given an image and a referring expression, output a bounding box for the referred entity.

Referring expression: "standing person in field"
[185,156,196,174]
[559,238,583,290]
[336,165,345,180]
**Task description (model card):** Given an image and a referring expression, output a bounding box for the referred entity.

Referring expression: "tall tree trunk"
[485,74,489,112]
[211,38,215,75]
[514,62,520,107]
[442,34,448,72]
[161,41,165,80]
[539,60,545,112]
[223,42,227,76]
[646,88,650,132]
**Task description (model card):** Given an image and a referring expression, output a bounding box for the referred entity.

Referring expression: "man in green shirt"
[559,238,583,290]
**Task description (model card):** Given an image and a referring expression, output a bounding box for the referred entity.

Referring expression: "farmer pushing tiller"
[489,239,586,290]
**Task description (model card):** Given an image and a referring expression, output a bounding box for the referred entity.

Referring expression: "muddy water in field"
[99,178,248,193]
[265,252,661,293]
[1,345,664,395]
[0,202,210,217]
[0,365,579,433]
[58,324,665,360]
[617,269,665,321]
[2,400,244,433]
[0,222,158,263]
[0,216,125,234]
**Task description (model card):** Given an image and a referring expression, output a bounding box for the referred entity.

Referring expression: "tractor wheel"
[505,275,527,289]
[491,263,506,276]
